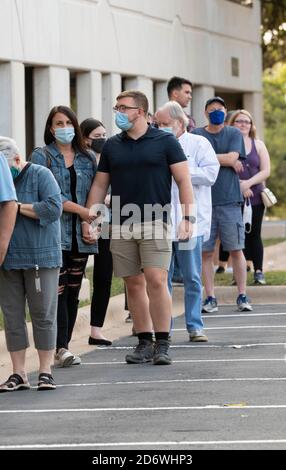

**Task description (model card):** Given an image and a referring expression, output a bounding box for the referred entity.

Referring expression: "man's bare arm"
[86,172,110,209]
[217,151,240,167]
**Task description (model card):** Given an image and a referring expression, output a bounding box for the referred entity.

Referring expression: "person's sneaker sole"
[202,306,218,313]
[125,355,153,364]
[54,354,75,368]
[72,356,81,365]
[153,356,172,365]
[189,335,208,342]
[237,304,253,312]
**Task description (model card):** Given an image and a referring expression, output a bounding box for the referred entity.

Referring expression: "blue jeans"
[172,253,183,282]
[168,236,204,333]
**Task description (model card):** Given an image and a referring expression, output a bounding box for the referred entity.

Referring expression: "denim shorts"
[202,203,245,252]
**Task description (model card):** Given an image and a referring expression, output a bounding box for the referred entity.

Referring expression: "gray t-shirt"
[192,126,246,206]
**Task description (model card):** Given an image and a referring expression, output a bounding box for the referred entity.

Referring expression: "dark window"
[25,66,34,157]
[231,57,240,77]
[70,72,77,113]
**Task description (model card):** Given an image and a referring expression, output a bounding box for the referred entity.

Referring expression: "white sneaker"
[72,355,81,365]
[202,296,218,313]
[189,330,208,342]
[54,348,75,368]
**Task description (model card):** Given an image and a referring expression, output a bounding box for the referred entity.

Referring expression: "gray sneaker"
[153,340,172,365]
[189,330,208,342]
[254,272,266,285]
[125,340,154,364]
[202,296,218,313]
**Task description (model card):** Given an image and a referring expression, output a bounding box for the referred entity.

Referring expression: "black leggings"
[57,250,89,350]
[219,204,265,271]
[90,238,113,327]
[244,204,265,271]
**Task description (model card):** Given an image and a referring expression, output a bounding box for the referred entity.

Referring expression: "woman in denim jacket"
[31,105,97,368]
[0,136,62,392]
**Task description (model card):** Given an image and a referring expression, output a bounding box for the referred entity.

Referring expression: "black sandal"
[37,373,56,391]
[0,373,30,393]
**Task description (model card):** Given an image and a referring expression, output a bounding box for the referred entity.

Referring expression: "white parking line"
[174,326,286,331]
[203,312,286,318]
[80,358,285,366]
[100,342,286,350]
[1,403,286,414]
[1,376,285,394]
[1,439,286,449]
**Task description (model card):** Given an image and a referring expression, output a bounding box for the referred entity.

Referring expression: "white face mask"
[243,198,252,234]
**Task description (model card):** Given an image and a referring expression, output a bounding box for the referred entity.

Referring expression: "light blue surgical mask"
[115,112,133,131]
[160,127,174,134]
[10,166,21,179]
[54,127,75,144]
[208,110,225,125]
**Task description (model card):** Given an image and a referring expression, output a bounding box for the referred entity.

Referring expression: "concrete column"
[124,76,154,114]
[0,62,26,157]
[33,66,70,147]
[243,91,264,139]
[154,82,168,111]
[102,73,122,137]
[192,85,215,127]
[77,71,102,124]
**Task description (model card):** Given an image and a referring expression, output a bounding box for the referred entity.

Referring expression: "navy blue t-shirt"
[98,126,187,224]
[192,126,246,206]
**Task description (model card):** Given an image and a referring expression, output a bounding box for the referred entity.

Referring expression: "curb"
[207,285,286,305]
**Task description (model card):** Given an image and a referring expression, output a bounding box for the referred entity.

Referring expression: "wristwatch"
[182,215,196,223]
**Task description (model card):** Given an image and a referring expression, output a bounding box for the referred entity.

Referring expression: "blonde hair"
[228,109,257,139]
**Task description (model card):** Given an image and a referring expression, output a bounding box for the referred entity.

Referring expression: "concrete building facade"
[0,0,262,157]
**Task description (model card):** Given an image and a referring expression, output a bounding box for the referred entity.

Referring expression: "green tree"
[261,0,286,69]
[263,62,286,214]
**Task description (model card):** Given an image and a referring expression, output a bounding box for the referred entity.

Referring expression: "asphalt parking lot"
[0,303,286,451]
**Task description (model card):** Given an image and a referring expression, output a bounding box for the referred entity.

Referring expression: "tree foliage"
[261,0,286,69]
[263,63,286,214]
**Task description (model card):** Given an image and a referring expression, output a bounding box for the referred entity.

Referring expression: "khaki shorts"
[110,220,172,277]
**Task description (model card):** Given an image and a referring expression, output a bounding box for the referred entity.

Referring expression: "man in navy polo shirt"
[193,97,252,312]
[84,90,194,365]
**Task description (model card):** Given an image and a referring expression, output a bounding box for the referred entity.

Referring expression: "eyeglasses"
[113,105,139,113]
[234,119,252,125]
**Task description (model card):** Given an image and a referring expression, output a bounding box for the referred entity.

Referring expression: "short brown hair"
[228,109,256,139]
[116,90,149,114]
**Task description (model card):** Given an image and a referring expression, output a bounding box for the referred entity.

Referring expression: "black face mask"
[90,138,106,154]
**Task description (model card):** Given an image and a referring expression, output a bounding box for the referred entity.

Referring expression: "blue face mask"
[54,127,75,144]
[160,127,174,134]
[209,109,225,125]
[115,112,133,131]
[10,166,21,179]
